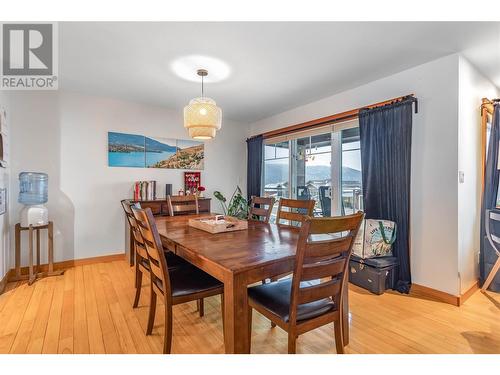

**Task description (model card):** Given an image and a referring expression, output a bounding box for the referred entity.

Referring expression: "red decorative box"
[184,172,201,193]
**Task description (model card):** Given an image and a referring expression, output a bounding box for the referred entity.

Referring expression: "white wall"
[251,54,462,295]
[457,57,499,293]
[9,91,248,265]
[0,92,11,281]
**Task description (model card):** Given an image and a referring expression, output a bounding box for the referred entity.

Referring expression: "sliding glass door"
[262,120,362,220]
[291,133,332,217]
[341,127,363,214]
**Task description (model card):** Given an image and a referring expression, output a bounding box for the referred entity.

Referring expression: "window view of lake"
[263,128,363,218]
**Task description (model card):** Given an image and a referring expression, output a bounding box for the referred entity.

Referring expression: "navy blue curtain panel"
[359,98,416,294]
[480,104,500,292]
[246,135,263,201]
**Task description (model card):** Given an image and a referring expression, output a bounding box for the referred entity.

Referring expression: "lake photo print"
[145,137,177,168]
[108,131,146,167]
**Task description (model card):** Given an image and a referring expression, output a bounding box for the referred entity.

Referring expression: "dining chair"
[267,198,316,292]
[247,212,364,354]
[276,198,315,226]
[248,196,275,223]
[132,206,224,354]
[167,194,199,216]
[121,200,188,308]
[166,194,206,315]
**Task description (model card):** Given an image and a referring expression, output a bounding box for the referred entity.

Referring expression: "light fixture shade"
[184,97,222,140]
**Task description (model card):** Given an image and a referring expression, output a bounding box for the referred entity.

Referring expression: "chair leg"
[334,320,345,354]
[198,298,204,317]
[146,286,157,335]
[288,333,297,354]
[247,306,253,352]
[133,268,143,308]
[163,303,173,354]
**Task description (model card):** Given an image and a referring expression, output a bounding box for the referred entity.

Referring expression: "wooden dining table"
[155,213,350,354]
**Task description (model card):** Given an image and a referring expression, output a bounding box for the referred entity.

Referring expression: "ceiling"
[59,22,500,123]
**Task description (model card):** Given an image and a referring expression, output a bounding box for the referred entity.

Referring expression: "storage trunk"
[349,256,399,295]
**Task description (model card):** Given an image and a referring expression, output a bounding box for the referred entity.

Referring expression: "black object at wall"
[246,135,263,201]
[165,184,172,198]
[480,104,500,292]
[359,97,417,294]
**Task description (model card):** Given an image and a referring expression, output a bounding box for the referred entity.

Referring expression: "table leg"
[15,223,21,278]
[48,221,54,273]
[223,274,250,354]
[28,225,34,285]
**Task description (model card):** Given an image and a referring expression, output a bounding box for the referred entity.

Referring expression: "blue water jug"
[18,172,48,205]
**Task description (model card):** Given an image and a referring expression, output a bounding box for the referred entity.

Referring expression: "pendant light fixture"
[183,69,222,140]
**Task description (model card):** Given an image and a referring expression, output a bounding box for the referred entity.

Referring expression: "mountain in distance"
[145,137,178,153]
[108,132,145,153]
[264,164,361,184]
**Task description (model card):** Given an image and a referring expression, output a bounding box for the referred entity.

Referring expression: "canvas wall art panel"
[145,136,177,168]
[108,132,146,167]
[176,139,204,170]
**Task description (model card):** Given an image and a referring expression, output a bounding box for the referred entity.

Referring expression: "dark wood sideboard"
[126,197,211,265]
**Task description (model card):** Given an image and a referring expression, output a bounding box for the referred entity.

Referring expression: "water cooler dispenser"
[18,172,49,227]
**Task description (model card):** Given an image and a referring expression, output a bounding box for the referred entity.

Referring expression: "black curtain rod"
[359,95,418,115]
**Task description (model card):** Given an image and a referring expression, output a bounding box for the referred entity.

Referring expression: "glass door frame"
[262,119,359,217]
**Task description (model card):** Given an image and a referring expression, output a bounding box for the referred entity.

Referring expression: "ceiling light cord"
[197,68,208,99]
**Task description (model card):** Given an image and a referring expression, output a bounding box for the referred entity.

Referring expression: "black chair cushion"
[248,279,336,323]
[164,251,189,270]
[154,264,223,298]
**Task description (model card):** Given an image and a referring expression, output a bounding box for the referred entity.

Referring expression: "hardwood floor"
[0,259,499,354]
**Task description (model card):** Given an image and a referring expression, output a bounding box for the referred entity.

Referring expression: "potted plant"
[213,186,248,219]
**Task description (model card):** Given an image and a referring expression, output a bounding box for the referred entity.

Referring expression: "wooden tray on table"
[188,215,248,234]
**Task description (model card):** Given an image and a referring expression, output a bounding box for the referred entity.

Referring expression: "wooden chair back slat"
[297,278,341,305]
[138,222,156,243]
[252,196,274,205]
[278,211,308,224]
[300,257,345,281]
[251,207,270,217]
[304,237,353,259]
[288,212,364,325]
[167,195,199,216]
[248,196,275,223]
[135,243,149,260]
[149,260,164,284]
[280,198,315,210]
[276,198,315,226]
[132,207,172,295]
[308,214,363,234]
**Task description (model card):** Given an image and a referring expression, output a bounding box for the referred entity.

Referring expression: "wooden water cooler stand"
[13,221,64,285]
